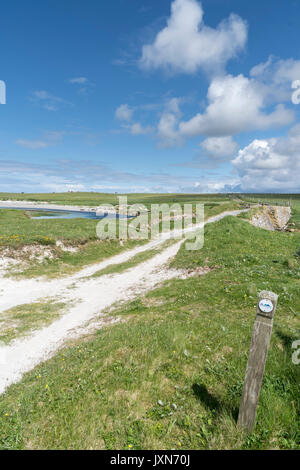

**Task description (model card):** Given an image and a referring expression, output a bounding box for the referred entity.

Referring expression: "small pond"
[1,207,130,220]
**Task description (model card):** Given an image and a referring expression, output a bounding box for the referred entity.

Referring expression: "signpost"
[238,290,278,432]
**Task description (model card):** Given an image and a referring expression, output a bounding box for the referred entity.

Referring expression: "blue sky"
[1,0,300,193]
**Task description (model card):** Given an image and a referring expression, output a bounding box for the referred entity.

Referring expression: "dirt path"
[0,210,245,394]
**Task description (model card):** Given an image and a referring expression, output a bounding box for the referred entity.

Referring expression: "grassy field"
[0,201,239,248]
[0,209,145,278]
[0,216,299,449]
[0,200,240,279]
[0,192,233,208]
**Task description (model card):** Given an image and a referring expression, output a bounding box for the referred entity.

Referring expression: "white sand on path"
[0,200,102,212]
[0,210,245,395]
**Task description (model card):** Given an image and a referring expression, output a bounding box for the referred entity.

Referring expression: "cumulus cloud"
[232,125,300,192]
[158,113,182,147]
[157,98,183,147]
[250,56,300,103]
[179,74,294,137]
[115,104,134,121]
[251,56,300,85]
[129,123,153,135]
[140,0,247,74]
[200,136,238,159]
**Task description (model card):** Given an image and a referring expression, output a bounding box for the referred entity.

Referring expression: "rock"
[250,206,291,231]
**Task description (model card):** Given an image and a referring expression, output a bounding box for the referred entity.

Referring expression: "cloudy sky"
[1,0,300,193]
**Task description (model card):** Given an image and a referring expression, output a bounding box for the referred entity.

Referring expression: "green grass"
[0,217,299,449]
[0,191,232,208]
[0,209,100,246]
[0,301,66,344]
[0,209,146,278]
[0,201,241,249]
[0,201,240,279]
[10,239,147,279]
[90,240,177,278]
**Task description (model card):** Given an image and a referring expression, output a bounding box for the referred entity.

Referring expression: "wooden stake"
[238,291,278,432]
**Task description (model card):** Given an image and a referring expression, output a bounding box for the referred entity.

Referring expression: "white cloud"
[232,125,300,192]
[16,139,49,149]
[250,56,300,103]
[69,77,88,84]
[115,104,134,121]
[140,0,247,74]
[190,179,239,193]
[251,56,300,85]
[201,136,238,158]
[157,98,183,147]
[179,74,294,137]
[165,97,182,114]
[129,123,153,135]
[69,77,94,95]
[16,131,64,150]
[0,159,215,194]
[158,113,183,147]
[30,90,71,111]
[32,91,53,100]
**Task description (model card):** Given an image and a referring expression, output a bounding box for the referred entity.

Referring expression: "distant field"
[0,199,241,278]
[239,193,300,208]
[0,192,232,208]
[0,201,240,248]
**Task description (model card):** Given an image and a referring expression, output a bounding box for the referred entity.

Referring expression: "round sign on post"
[258,298,274,314]
[238,291,278,432]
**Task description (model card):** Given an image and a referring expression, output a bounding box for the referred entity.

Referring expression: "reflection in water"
[1,207,130,220]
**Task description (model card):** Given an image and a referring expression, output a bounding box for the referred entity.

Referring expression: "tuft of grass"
[0,300,66,344]
[91,240,178,278]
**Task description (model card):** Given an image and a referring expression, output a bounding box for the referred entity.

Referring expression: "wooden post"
[238,290,278,432]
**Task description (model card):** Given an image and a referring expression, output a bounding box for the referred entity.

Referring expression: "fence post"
[237,291,278,432]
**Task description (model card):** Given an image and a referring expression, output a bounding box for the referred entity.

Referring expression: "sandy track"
[0,210,244,312]
[0,210,245,394]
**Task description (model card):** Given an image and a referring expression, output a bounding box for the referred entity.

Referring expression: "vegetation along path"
[0,210,245,395]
